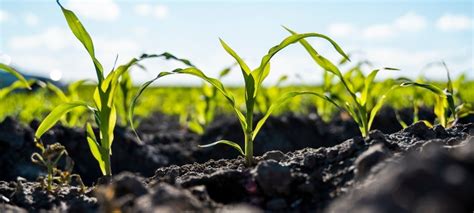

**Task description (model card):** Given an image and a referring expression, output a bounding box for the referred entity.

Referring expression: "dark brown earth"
[0,106,438,184]
[1,107,472,212]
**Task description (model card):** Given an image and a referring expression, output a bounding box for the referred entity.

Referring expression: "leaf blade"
[0,63,31,90]
[253,91,339,140]
[86,122,106,175]
[199,140,244,156]
[35,101,92,139]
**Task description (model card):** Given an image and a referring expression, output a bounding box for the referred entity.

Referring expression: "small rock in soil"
[261,150,287,161]
[354,143,390,178]
[252,160,292,197]
[433,124,448,138]
[134,183,204,212]
[402,121,436,139]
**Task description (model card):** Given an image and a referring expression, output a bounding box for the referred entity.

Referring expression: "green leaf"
[283,27,349,77]
[129,71,174,140]
[0,79,34,100]
[46,82,69,102]
[367,85,400,130]
[86,122,106,175]
[395,111,408,129]
[104,58,139,107]
[361,67,398,106]
[219,39,251,75]
[345,102,361,127]
[173,68,247,130]
[456,103,474,118]
[35,101,92,139]
[140,52,195,67]
[253,91,339,140]
[434,95,448,127]
[107,106,117,151]
[188,120,204,135]
[105,53,194,109]
[199,140,244,156]
[441,62,457,120]
[218,63,236,78]
[275,75,288,87]
[0,63,31,90]
[68,79,92,99]
[401,82,445,96]
[219,39,256,102]
[250,27,349,97]
[57,0,104,82]
[284,27,359,105]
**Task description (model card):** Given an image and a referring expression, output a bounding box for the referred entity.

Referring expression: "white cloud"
[394,12,427,31]
[153,5,168,19]
[436,14,473,31]
[329,12,427,40]
[67,0,120,21]
[8,27,74,51]
[134,3,168,20]
[328,23,356,37]
[366,47,441,68]
[363,24,394,39]
[24,13,39,27]
[8,26,140,59]
[0,10,9,23]
[134,4,152,16]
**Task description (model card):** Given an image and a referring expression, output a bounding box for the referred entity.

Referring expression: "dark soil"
[3,106,423,184]
[1,118,472,212]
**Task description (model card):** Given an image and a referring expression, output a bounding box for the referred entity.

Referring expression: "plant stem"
[244,130,253,166]
[244,96,255,166]
[104,153,112,176]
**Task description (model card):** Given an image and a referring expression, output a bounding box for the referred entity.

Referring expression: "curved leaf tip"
[198,140,244,156]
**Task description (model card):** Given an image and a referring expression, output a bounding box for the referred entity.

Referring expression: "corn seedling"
[393,76,430,128]
[287,28,399,137]
[255,75,288,114]
[34,1,192,176]
[131,28,347,165]
[0,63,32,96]
[116,68,133,126]
[31,141,85,193]
[401,62,473,127]
[0,79,36,100]
[187,65,234,134]
[316,58,371,122]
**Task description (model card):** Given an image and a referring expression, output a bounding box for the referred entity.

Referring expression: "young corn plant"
[187,65,234,134]
[401,62,473,127]
[0,79,35,100]
[314,58,372,122]
[130,28,347,165]
[35,1,192,176]
[255,74,288,114]
[286,28,398,137]
[393,76,430,128]
[0,63,32,96]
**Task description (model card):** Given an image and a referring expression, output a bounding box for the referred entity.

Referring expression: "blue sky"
[0,0,472,85]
